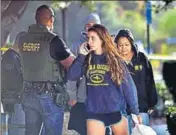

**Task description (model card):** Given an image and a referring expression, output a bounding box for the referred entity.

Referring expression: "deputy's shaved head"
[35,5,55,25]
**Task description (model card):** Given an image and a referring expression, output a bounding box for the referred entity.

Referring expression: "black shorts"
[68,103,87,135]
[87,111,122,127]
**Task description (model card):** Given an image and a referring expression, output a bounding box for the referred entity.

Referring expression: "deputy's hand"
[79,42,91,56]
[68,99,77,106]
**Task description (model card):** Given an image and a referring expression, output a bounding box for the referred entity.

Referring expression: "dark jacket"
[127,50,158,112]
[114,29,157,113]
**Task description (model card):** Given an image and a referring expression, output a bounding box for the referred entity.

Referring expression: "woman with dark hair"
[67,24,141,135]
[114,29,158,127]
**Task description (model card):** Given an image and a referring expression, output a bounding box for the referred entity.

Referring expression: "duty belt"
[24,81,56,95]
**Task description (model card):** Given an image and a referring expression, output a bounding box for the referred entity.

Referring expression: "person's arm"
[121,65,139,115]
[121,66,142,123]
[146,60,158,109]
[67,80,77,106]
[67,42,90,81]
[60,56,75,69]
[50,36,75,69]
[67,54,86,81]
[67,80,77,100]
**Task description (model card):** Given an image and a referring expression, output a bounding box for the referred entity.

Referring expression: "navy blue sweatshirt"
[67,53,139,115]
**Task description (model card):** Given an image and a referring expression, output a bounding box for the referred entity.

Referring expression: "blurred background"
[1,0,176,135]
[1,0,176,103]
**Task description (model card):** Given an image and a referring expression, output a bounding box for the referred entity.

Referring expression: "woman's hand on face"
[79,42,91,56]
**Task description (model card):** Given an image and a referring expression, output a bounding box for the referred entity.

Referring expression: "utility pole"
[61,8,67,42]
[146,1,152,54]
[59,2,70,43]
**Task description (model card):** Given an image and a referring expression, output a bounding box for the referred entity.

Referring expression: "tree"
[157,9,176,37]
[151,8,176,54]
[97,1,147,42]
[52,0,96,11]
[150,0,175,13]
[1,0,174,47]
[1,1,29,46]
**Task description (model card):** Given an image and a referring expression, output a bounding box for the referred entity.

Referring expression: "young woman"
[114,29,158,127]
[67,24,141,135]
[67,13,101,135]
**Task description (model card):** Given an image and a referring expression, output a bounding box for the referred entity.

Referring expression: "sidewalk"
[63,112,79,135]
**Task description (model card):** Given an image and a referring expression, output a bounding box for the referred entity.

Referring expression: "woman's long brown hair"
[87,24,125,85]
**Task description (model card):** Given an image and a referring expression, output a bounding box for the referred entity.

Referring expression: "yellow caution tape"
[0,47,9,51]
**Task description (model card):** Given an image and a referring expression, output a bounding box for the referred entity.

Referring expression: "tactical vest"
[18,24,64,82]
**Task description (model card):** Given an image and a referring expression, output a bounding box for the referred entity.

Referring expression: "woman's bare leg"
[87,119,106,135]
[111,116,129,135]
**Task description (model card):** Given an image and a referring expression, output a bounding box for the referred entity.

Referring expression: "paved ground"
[1,110,170,135]
[63,112,80,135]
